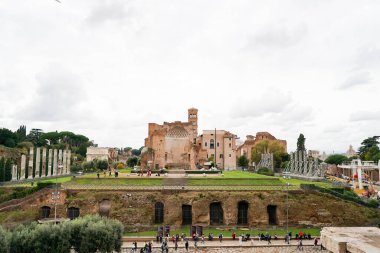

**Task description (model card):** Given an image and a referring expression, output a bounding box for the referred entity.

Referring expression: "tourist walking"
[239,235,243,246]
[268,235,272,245]
[232,231,236,240]
[174,240,178,251]
[297,239,303,251]
[219,233,223,243]
[185,239,189,252]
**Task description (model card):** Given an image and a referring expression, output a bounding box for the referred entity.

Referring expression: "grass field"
[187,179,284,185]
[69,178,163,185]
[125,226,321,237]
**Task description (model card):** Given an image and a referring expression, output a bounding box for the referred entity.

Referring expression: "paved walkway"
[121,240,324,253]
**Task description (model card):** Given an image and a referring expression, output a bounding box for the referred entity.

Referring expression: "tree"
[297,134,306,151]
[4,159,12,181]
[357,136,380,161]
[0,158,4,182]
[15,125,26,143]
[123,147,132,153]
[131,149,141,156]
[0,128,17,148]
[97,160,108,170]
[26,128,46,147]
[325,154,348,165]
[127,157,138,167]
[237,155,249,167]
[251,140,288,169]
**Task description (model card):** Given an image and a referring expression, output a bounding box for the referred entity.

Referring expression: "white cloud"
[1,0,380,153]
[339,71,371,89]
[349,110,380,122]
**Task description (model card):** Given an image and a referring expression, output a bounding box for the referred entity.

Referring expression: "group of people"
[96,169,119,178]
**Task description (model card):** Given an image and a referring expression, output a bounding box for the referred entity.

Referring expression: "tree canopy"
[237,155,249,167]
[358,136,380,161]
[251,140,288,170]
[325,154,349,165]
[297,133,306,151]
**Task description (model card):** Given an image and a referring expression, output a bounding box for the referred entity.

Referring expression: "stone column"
[63,150,67,175]
[48,149,53,177]
[20,154,26,180]
[12,165,18,181]
[53,149,58,176]
[58,149,63,175]
[27,147,34,179]
[67,150,71,174]
[35,147,41,178]
[41,148,47,178]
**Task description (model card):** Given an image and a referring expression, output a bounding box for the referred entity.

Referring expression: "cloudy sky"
[1,0,379,153]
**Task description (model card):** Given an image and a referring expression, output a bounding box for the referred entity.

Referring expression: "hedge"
[1,215,124,253]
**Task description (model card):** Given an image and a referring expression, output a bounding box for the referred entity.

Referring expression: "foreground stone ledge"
[321,227,380,253]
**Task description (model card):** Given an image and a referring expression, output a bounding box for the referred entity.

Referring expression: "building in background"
[86,147,118,163]
[346,145,357,158]
[141,108,237,170]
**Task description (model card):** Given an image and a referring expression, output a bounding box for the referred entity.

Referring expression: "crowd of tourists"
[130,230,321,252]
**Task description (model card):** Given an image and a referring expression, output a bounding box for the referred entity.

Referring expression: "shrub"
[257,167,274,176]
[116,163,124,170]
[4,215,124,253]
[0,226,10,253]
[96,160,108,171]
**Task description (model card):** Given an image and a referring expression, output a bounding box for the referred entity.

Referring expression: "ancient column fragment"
[27,147,34,179]
[48,149,53,176]
[41,148,47,178]
[20,154,26,179]
[12,165,18,181]
[67,150,71,174]
[63,150,67,175]
[58,149,63,175]
[53,149,58,176]
[35,147,41,178]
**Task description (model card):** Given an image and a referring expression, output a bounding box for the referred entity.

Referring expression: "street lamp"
[286,183,289,234]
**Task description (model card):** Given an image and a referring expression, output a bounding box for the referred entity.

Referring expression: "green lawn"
[69,178,163,185]
[39,176,73,184]
[187,179,284,185]
[125,226,321,237]
[279,178,334,188]
[220,171,276,179]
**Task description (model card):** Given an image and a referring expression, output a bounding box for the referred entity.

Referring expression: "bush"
[257,167,274,176]
[0,226,10,253]
[3,215,124,253]
[97,160,109,171]
[81,161,96,172]
[116,163,124,170]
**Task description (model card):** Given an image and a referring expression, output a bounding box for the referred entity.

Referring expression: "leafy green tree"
[41,131,61,145]
[131,149,141,156]
[251,140,288,169]
[325,154,348,165]
[237,155,249,167]
[123,147,132,153]
[357,136,380,161]
[297,133,306,151]
[97,160,109,170]
[77,143,89,157]
[0,158,4,182]
[0,128,17,148]
[127,157,138,167]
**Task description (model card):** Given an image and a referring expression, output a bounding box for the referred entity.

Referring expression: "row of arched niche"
[40,206,79,220]
[154,201,278,225]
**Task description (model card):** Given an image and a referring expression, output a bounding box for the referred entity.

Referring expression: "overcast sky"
[1,0,379,153]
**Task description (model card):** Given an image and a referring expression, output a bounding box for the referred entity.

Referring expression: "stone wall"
[3,189,379,231]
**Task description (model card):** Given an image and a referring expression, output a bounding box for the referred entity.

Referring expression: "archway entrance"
[40,206,51,219]
[237,201,248,225]
[155,202,164,224]
[67,207,80,220]
[210,202,223,225]
[267,205,278,225]
[182,205,192,225]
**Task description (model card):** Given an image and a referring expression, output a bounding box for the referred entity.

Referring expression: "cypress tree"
[0,157,5,182]
[5,159,12,181]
